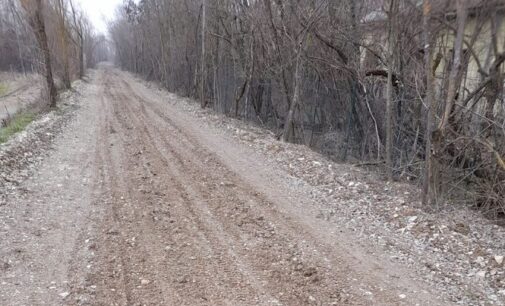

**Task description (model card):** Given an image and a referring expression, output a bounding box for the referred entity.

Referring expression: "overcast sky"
[75,0,124,35]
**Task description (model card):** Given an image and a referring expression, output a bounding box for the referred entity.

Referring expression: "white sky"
[75,0,124,35]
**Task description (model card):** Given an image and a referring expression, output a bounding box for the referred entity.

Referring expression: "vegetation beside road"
[0,111,35,143]
[0,83,8,96]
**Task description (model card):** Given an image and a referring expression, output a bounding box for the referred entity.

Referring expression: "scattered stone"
[220,181,235,187]
[408,216,418,223]
[494,255,504,266]
[140,279,150,285]
[475,270,487,279]
[303,267,317,277]
[476,256,486,267]
[176,275,189,284]
[452,223,470,235]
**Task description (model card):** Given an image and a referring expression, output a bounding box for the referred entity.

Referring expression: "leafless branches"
[1,0,106,106]
[107,0,505,217]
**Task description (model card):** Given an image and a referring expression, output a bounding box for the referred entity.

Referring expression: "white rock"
[475,270,486,279]
[140,279,150,285]
[399,294,406,299]
[59,292,70,299]
[494,255,504,265]
[476,256,486,267]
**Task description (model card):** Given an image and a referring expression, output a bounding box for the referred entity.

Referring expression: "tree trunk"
[385,0,398,180]
[200,0,207,108]
[79,36,84,78]
[282,41,303,143]
[70,0,84,79]
[422,0,435,205]
[243,36,255,119]
[56,0,71,89]
[438,0,467,133]
[21,0,57,107]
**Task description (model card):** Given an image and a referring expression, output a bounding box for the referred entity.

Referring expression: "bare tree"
[437,0,467,134]
[421,0,435,205]
[200,0,207,108]
[69,0,85,78]
[54,0,71,89]
[20,0,57,107]
[385,0,398,181]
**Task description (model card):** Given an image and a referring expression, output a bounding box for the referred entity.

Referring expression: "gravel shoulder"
[0,66,503,306]
[0,71,100,305]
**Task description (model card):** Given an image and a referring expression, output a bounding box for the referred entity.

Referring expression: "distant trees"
[109,0,505,217]
[0,0,36,73]
[0,0,105,106]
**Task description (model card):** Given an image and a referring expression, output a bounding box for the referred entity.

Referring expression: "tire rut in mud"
[82,70,354,306]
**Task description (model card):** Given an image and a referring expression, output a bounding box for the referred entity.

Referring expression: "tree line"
[0,0,108,106]
[105,0,505,217]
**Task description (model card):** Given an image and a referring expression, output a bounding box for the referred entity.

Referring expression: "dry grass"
[0,83,8,96]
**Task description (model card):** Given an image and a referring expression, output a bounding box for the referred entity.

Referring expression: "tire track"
[112,74,352,305]
[96,72,275,305]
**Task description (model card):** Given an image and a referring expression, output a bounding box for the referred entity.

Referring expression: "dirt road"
[1,67,449,305]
